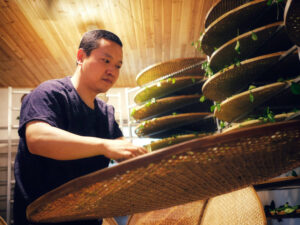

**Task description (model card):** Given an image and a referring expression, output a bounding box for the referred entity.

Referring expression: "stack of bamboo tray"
[26,0,300,223]
[131,57,217,150]
[201,0,300,126]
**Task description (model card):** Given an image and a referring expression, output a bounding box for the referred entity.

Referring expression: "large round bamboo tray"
[201,0,285,56]
[201,187,266,225]
[127,199,206,225]
[209,22,293,72]
[135,112,216,138]
[284,0,300,46]
[134,76,204,105]
[204,0,251,28]
[136,58,205,87]
[214,81,299,122]
[27,120,300,223]
[131,95,212,121]
[202,50,299,102]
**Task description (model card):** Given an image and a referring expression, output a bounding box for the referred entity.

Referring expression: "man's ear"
[76,48,86,65]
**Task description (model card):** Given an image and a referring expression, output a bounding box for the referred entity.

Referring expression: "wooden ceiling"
[0,0,217,88]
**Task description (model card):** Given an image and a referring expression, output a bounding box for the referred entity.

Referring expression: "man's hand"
[102,138,148,161]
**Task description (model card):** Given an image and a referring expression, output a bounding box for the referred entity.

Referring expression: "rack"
[6,87,31,225]
[254,176,300,191]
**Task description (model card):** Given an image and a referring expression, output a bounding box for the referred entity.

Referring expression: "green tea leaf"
[251,32,258,41]
[249,92,254,103]
[201,61,214,77]
[220,121,226,129]
[216,103,221,111]
[235,59,241,67]
[130,108,136,116]
[200,95,206,102]
[210,105,216,112]
[235,40,240,54]
[249,85,256,90]
[291,82,300,95]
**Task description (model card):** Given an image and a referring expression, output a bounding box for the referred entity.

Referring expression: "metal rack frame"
[6,87,31,225]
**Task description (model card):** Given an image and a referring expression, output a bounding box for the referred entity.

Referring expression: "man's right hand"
[102,138,148,161]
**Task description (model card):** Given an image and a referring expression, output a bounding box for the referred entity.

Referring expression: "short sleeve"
[112,120,123,139]
[18,82,65,138]
[106,104,123,139]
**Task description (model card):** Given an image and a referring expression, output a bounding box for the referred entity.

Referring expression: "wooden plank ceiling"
[0,0,217,88]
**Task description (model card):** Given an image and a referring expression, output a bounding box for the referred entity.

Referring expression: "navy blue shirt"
[13,77,123,225]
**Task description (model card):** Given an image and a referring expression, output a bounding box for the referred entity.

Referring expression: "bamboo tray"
[222,112,300,133]
[134,76,205,105]
[27,120,300,223]
[214,80,300,122]
[284,0,300,46]
[204,0,250,28]
[135,112,216,138]
[202,50,299,102]
[131,95,212,121]
[201,0,285,56]
[209,22,293,72]
[136,57,205,87]
[146,133,209,152]
[128,187,266,225]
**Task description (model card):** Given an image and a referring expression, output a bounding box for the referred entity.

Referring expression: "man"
[13,30,147,225]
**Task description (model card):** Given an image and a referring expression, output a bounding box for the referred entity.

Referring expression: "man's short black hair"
[79,30,123,57]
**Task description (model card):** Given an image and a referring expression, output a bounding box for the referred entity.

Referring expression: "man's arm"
[26,121,147,160]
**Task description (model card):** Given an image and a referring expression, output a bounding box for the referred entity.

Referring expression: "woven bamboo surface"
[214,80,300,122]
[284,0,300,46]
[202,50,299,101]
[136,58,205,87]
[209,22,293,72]
[127,200,206,225]
[146,133,209,152]
[204,0,250,28]
[27,120,300,223]
[201,0,285,56]
[214,81,286,122]
[132,95,212,121]
[135,112,215,138]
[102,218,118,225]
[127,186,265,225]
[223,112,299,133]
[201,187,266,225]
[134,76,204,105]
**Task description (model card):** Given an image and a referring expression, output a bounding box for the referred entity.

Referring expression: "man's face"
[79,38,123,93]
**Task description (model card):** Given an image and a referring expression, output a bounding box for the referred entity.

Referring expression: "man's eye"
[102,58,110,63]
[116,65,121,69]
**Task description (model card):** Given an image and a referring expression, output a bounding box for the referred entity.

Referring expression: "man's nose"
[106,67,117,78]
